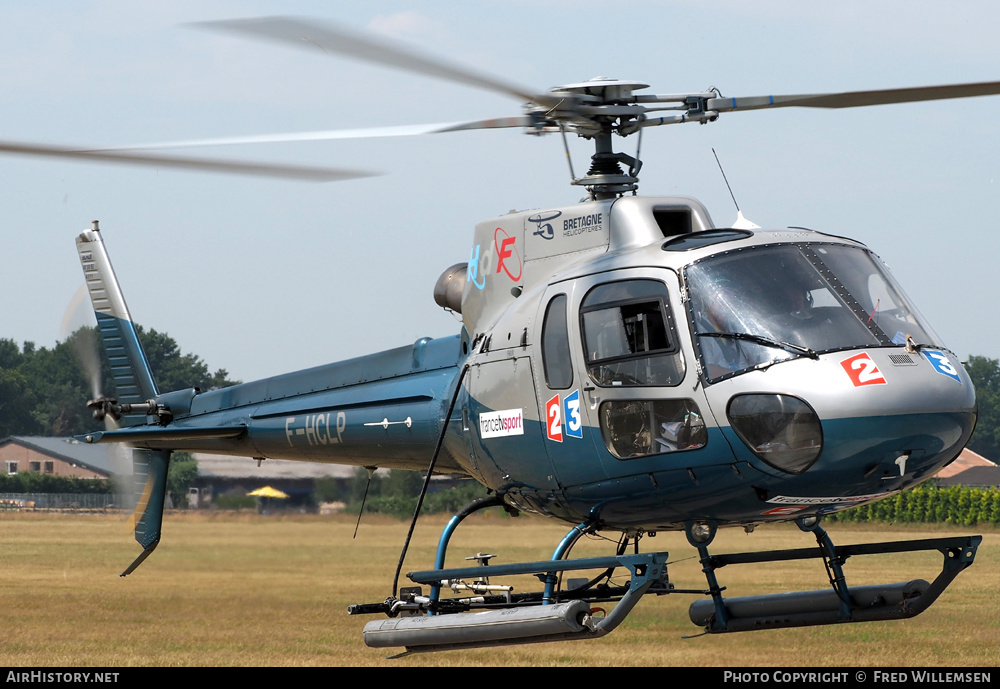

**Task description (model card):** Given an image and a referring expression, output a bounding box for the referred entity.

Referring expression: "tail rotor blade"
[60,285,102,400]
[59,286,121,431]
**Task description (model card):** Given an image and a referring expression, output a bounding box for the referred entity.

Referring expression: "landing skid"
[359,551,671,654]
[687,519,980,634]
[348,501,980,656]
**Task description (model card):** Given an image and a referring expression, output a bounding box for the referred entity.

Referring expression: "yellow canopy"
[247,486,289,499]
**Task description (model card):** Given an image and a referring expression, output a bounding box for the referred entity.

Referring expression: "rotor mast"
[553,79,649,199]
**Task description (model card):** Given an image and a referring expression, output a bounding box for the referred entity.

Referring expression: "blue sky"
[3,1,999,382]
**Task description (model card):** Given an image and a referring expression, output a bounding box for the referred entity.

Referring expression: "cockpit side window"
[580,279,685,387]
[541,294,573,389]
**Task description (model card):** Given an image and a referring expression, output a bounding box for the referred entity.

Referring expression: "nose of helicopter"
[709,347,976,511]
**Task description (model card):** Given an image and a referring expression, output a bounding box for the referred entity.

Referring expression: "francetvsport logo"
[479,408,524,438]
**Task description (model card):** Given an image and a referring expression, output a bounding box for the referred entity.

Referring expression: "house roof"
[935,466,1000,488]
[936,448,997,478]
[0,436,129,477]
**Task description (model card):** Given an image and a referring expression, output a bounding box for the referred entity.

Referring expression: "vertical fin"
[121,449,171,576]
[75,222,158,426]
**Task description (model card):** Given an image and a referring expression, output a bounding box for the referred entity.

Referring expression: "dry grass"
[0,510,996,667]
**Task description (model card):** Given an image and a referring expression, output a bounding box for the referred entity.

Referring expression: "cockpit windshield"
[685,243,941,382]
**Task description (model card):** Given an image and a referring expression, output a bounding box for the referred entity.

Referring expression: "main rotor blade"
[708,80,1000,112]
[193,16,557,108]
[93,117,536,152]
[0,139,374,181]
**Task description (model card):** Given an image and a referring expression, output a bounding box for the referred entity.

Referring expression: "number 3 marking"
[564,390,583,439]
[923,350,962,382]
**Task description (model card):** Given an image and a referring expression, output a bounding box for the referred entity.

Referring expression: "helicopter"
[9,15,994,655]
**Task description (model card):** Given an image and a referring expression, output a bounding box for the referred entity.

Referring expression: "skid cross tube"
[811,524,852,620]
[428,494,509,611]
[543,520,595,603]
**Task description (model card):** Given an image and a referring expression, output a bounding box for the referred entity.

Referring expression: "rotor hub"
[551,78,650,103]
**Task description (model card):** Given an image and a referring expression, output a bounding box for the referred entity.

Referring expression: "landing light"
[797,515,820,530]
[689,522,713,543]
[727,394,822,474]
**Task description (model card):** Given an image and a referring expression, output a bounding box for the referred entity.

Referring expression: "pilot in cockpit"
[771,278,815,324]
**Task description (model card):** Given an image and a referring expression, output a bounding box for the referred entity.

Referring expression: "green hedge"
[356,481,496,519]
[343,483,1000,524]
[0,472,113,494]
[827,484,1000,526]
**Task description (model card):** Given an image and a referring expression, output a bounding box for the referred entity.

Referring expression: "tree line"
[0,326,238,438]
[965,355,1000,460]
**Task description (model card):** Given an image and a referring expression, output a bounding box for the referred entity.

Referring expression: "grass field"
[0,510,997,667]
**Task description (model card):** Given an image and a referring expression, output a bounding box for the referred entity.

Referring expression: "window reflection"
[600,399,707,459]
[541,294,573,389]
[580,280,684,387]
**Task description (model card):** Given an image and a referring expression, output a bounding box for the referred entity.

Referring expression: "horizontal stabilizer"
[78,425,246,444]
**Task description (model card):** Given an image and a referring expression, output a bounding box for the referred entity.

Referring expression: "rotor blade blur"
[708,80,1000,112]
[435,116,536,132]
[0,140,374,182]
[193,16,556,107]
[96,118,534,152]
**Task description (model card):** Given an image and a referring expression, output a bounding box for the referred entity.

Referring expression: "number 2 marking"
[546,394,563,442]
[840,353,887,387]
[853,357,882,383]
